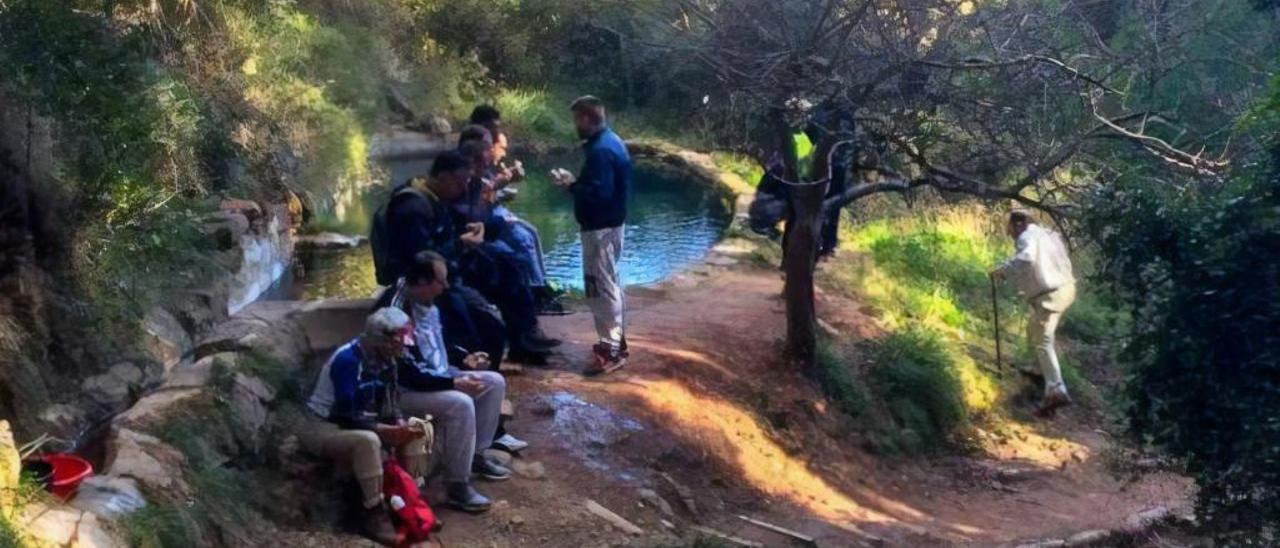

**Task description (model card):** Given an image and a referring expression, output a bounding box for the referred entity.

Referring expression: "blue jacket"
[571,128,631,231]
[307,340,401,430]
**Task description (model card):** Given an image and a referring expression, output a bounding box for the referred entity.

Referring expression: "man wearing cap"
[990,210,1077,417]
[301,307,431,544]
[551,96,633,376]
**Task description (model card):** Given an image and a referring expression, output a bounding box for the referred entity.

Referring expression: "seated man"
[385,150,550,364]
[379,250,531,454]
[301,307,431,545]
[391,251,515,512]
[469,105,564,313]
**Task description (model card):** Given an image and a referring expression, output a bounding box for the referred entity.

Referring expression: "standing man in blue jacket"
[552,96,632,376]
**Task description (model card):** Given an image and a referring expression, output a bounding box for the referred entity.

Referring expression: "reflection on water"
[509,155,732,289]
[274,155,732,300]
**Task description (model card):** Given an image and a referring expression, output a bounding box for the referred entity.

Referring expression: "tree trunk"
[784,179,827,366]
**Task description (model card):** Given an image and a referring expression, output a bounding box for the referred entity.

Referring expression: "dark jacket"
[570,128,632,231]
[387,184,463,281]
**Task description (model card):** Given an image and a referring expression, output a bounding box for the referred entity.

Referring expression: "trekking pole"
[991,275,1004,375]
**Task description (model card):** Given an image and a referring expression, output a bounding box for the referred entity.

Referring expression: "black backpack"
[370,186,429,286]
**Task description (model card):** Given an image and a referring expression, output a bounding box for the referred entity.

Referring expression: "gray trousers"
[581,226,626,348]
[398,369,504,483]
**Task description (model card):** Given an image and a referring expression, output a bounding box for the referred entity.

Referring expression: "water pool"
[273,154,732,300]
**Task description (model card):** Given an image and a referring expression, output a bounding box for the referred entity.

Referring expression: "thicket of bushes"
[1082,77,1280,536]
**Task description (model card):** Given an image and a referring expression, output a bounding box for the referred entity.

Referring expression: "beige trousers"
[1027,283,1077,398]
[299,418,430,508]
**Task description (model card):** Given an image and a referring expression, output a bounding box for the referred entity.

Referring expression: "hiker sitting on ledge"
[300,307,431,545]
[380,251,524,510]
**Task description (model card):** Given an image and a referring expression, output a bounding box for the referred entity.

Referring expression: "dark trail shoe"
[472,454,513,481]
[1035,391,1073,418]
[360,504,398,546]
[446,482,493,513]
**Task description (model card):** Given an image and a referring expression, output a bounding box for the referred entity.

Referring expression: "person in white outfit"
[991,210,1077,417]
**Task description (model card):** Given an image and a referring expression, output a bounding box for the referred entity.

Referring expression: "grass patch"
[122,501,201,548]
[237,349,302,402]
[816,204,1123,449]
[492,88,577,143]
[864,329,969,454]
[814,339,869,418]
[711,151,764,187]
[0,513,21,548]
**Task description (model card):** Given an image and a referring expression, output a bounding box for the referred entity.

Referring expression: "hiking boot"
[1035,391,1073,418]
[507,348,550,366]
[525,327,563,348]
[446,482,493,514]
[491,433,530,453]
[359,503,398,546]
[584,342,628,377]
[472,454,513,481]
[536,297,571,316]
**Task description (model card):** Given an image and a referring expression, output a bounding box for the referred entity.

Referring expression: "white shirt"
[1000,223,1075,297]
[410,302,450,376]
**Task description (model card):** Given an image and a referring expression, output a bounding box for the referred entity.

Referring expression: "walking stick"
[991,276,1004,375]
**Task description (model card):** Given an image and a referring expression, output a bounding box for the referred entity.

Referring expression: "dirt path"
[426,252,1192,548]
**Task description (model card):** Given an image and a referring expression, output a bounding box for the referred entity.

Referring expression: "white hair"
[365,307,411,342]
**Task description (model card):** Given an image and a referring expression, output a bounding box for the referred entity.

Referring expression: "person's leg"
[299,425,384,508]
[399,390,476,485]
[506,220,548,288]
[581,227,625,350]
[1030,305,1067,398]
[820,207,841,257]
[396,427,431,480]
[461,371,506,453]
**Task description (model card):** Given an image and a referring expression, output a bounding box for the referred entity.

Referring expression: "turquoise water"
[278,155,732,300]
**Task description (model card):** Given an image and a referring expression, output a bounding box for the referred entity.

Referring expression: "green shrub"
[711,152,764,186]
[122,502,200,548]
[1083,75,1280,536]
[813,339,869,418]
[492,88,576,143]
[0,513,21,548]
[865,328,968,453]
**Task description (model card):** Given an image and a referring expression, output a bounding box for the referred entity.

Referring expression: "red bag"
[382,457,438,547]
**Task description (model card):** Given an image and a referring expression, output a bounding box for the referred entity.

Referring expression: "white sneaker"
[491,433,529,453]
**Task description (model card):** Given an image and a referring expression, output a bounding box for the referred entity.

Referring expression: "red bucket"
[29,454,94,500]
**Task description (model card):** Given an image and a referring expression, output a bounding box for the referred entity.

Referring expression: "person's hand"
[462,351,491,370]
[507,160,526,183]
[549,168,575,188]
[453,375,486,396]
[460,223,485,246]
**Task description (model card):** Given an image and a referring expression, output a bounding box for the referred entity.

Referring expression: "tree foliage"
[1084,75,1280,536]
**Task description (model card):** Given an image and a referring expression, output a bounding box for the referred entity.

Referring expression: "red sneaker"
[584,342,627,377]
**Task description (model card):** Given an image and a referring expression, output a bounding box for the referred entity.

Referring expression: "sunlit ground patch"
[606,378,915,524]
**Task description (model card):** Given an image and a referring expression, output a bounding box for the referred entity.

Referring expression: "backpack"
[371,187,429,286]
[382,457,438,547]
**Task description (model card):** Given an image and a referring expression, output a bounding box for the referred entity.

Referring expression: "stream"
[270,153,734,300]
